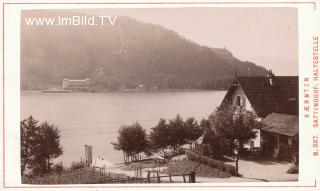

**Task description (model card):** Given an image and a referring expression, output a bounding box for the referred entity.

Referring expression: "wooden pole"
[157,172,160,183]
[190,170,196,183]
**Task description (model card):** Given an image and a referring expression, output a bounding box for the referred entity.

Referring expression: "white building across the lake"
[63,79,91,90]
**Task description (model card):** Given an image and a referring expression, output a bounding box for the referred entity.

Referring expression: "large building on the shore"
[63,79,91,90]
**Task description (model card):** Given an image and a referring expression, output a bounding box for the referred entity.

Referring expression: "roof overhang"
[261,113,299,137]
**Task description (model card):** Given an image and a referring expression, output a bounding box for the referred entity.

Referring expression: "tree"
[20,116,39,175]
[20,116,63,175]
[167,115,187,150]
[36,122,63,173]
[149,119,171,157]
[184,117,203,144]
[112,122,149,160]
[149,116,203,156]
[210,105,260,153]
[199,118,211,132]
[203,128,228,158]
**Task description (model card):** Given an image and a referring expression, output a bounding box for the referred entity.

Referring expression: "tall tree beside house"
[199,118,212,131]
[197,117,229,158]
[20,116,63,175]
[112,122,149,160]
[203,128,229,158]
[210,105,260,153]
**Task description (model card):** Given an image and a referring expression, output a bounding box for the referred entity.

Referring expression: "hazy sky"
[81,8,298,76]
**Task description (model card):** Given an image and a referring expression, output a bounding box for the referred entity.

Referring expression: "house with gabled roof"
[221,71,298,117]
[220,70,299,161]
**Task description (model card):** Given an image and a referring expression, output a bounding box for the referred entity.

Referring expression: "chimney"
[267,70,275,86]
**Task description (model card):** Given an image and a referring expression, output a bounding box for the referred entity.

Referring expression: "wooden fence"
[92,166,196,184]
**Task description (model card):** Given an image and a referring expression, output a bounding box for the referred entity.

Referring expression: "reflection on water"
[21,91,225,165]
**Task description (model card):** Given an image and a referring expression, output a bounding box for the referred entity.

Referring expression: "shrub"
[52,162,64,173]
[225,165,236,175]
[186,150,236,175]
[279,143,291,161]
[287,165,299,174]
[70,161,85,171]
[163,158,231,178]
[164,148,185,159]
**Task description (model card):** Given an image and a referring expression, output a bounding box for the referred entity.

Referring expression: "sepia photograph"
[19,7,299,184]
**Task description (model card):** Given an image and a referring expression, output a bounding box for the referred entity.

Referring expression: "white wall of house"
[230,86,260,148]
[231,86,253,111]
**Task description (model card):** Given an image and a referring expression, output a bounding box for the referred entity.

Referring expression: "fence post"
[183,175,186,183]
[190,170,196,183]
[147,171,150,183]
[157,172,160,183]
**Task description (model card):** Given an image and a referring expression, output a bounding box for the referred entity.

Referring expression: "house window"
[236,96,241,106]
[242,96,246,107]
[235,95,246,107]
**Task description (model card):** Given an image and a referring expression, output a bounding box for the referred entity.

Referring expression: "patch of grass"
[121,159,167,171]
[22,167,127,184]
[186,150,236,175]
[162,159,231,178]
[70,161,86,171]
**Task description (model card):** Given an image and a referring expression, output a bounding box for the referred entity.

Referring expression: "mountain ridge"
[21,10,268,90]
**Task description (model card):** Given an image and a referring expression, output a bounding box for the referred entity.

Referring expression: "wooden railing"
[92,166,196,184]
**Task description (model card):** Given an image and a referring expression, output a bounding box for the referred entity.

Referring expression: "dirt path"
[226,159,298,182]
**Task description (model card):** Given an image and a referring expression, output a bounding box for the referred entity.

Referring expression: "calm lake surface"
[21,91,226,165]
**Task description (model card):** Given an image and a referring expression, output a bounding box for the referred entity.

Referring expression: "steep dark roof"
[261,113,299,136]
[221,75,298,118]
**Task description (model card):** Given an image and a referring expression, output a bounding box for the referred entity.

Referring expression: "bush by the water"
[164,148,185,159]
[163,158,231,178]
[186,150,236,175]
[52,162,64,173]
[70,161,85,171]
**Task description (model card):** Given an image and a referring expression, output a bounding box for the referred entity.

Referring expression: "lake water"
[21,91,226,166]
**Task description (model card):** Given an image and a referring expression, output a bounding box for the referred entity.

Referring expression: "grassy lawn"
[162,158,231,178]
[22,167,127,184]
[120,158,167,171]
